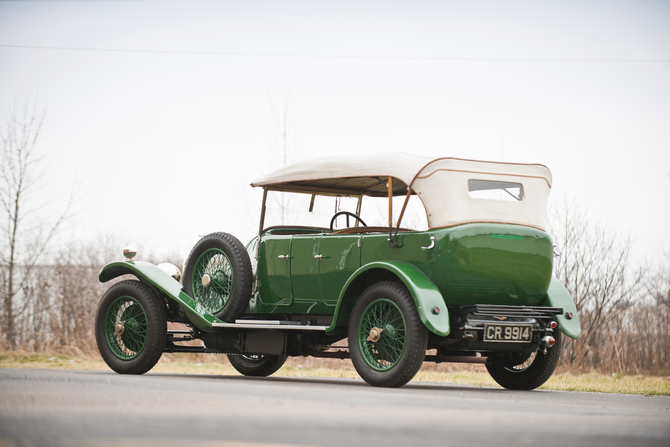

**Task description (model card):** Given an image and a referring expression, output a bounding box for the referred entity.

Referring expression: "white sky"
[1,0,668,264]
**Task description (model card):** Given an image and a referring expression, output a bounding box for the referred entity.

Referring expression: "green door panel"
[327,261,450,337]
[290,235,322,300]
[319,235,361,305]
[541,276,581,339]
[98,261,223,331]
[257,236,293,306]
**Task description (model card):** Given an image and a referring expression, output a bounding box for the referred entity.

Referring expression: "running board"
[211,319,329,331]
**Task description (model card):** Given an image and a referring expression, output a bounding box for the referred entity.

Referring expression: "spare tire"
[182,232,252,322]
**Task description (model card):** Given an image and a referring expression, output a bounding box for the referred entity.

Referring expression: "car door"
[289,235,322,301]
[256,234,293,306]
[318,234,361,306]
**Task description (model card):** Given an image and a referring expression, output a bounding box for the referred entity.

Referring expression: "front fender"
[541,276,581,339]
[327,261,450,337]
[99,261,223,331]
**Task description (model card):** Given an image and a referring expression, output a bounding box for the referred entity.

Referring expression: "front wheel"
[486,330,563,390]
[95,280,166,374]
[348,281,428,387]
[227,354,288,377]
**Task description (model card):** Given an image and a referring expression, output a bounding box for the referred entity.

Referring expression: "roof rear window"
[468,179,524,201]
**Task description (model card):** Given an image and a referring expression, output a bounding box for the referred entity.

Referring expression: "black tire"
[227,354,288,377]
[95,280,166,374]
[182,232,253,322]
[486,330,563,390]
[348,281,428,387]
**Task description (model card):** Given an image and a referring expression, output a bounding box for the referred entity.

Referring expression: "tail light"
[540,336,556,347]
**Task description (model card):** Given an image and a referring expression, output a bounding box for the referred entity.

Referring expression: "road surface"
[1,368,668,447]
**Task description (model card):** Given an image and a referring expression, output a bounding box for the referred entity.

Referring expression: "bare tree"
[0,100,73,349]
[268,96,298,225]
[550,198,645,372]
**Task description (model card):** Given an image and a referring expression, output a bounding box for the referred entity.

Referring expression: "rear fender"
[99,261,222,331]
[327,261,450,337]
[541,276,580,339]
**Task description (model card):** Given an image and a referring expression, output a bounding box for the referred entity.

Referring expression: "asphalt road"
[1,368,668,447]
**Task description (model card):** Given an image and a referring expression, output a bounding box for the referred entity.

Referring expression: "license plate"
[483,324,533,343]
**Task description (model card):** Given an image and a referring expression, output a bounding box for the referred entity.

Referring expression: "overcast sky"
[1,0,668,264]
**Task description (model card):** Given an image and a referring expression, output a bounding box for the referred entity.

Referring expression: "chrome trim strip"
[211,321,329,331]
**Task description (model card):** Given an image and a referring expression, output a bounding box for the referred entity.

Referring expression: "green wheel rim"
[191,248,233,314]
[104,296,148,360]
[358,298,407,371]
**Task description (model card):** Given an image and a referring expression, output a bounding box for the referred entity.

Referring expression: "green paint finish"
[442,224,553,305]
[289,236,322,300]
[542,276,581,339]
[491,234,524,239]
[256,236,292,306]
[98,261,224,331]
[99,261,183,296]
[100,221,574,338]
[318,235,361,305]
[253,232,361,312]
[355,224,553,306]
[328,261,450,337]
[175,289,225,331]
[250,223,556,331]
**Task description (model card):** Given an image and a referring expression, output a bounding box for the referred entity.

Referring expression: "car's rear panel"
[436,223,553,306]
[361,223,553,307]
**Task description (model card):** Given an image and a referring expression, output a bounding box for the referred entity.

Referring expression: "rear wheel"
[486,330,563,390]
[183,232,252,322]
[95,280,166,374]
[227,354,288,377]
[349,281,428,387]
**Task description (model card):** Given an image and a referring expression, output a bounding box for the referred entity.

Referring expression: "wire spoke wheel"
[358,299,406,371]
[104,296,148,359]
[192,248,233,314]
[182,233,252,322]
[349,282,428,387]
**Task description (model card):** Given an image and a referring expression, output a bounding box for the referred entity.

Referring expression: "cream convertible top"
[251,153,553,231]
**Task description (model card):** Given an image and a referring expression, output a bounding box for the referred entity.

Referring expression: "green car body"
[251,223,578,338]
[97,154,580,389]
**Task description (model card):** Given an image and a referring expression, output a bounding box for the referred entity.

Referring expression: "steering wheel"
[330,211,367,231]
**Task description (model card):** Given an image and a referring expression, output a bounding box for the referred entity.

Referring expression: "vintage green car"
[96,154,580,389]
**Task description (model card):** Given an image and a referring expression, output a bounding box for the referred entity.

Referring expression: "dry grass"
[2,350,669,395]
